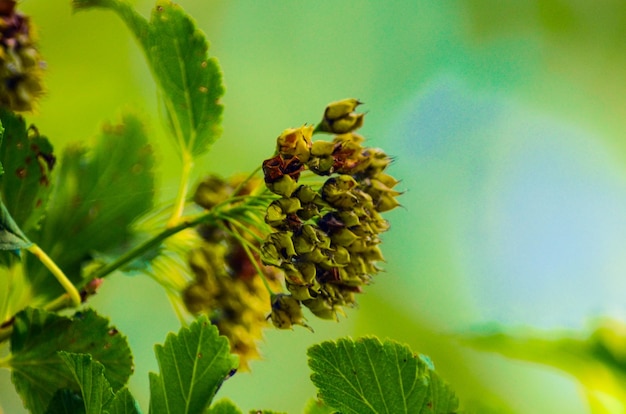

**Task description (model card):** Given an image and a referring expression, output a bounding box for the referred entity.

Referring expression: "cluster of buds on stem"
[183,175,281,370]
[0,0,44,111]
[261,99,401,327]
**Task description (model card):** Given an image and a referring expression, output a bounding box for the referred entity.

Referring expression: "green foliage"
[149,315,239,414]
[72,0,224,159]
[27,113,154,297]
[7,308,133,414]
[0,109,55,235]
[0,201,31,250]
[207,399,243,414]
[463,320,626,413]
[307,337,459,414]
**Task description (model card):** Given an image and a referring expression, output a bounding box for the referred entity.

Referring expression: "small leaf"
[0,109,55,234]
[58,352,115,414]
[0,200,32,250]
[8,308,133,414]
[207,399,243,414]
[73,0,224,159]
[307,337,459,414]
[148,315,238,414]
[27,113,154,299]
[303,398,337,414]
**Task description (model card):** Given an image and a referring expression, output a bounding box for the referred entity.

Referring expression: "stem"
[26,244,81,307]
[167,150,194,228]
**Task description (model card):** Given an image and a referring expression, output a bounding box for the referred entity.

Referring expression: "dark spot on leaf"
[15,167,26,178]
[201,61,207,68]
[156,5,163,11]
[104,342,111,349]
[108,328,119,336]
[227,368,237,378]
[35,198,42,208]
[25,156,31,164]
[197,353,202,359]
[198,86,208,93]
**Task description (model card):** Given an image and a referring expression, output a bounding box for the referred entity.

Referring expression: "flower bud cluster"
[0,1,44,112]
[183,175,281,370]
[262,99,401,325]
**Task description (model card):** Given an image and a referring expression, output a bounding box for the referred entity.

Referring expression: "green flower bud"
[294,185,318,203]
[330,228,358,247]
[331,246,351,266]
[307,155,335,175]
[325,98,362,120]
[296,261,317,283]
[321,175,359,209]
[266,175,298,197]
[265,197,302,227]
[276,125,314,162]
[317,99,365,135]
[336,210,361,227]
[287,282,315,301]
[193,175,230,210]
[270,294,308,330]
[311,140,336,157]
[301,247,328,264]
[303,297,337,321]
[375,193,401,212]
[296,202,320,221]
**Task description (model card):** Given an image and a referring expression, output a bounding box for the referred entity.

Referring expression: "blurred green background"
[3,0,626,412]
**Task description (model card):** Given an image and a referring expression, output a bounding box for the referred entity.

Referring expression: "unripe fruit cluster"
[262,99,401,327]
[184,175,280,370]
[0,1,44,112]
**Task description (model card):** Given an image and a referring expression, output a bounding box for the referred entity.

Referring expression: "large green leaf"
[73,0,224,159]
[28,113,154,298]
[0,109,55,235]
[148,315,238,414]
[8,308,133,414]
[307,337,459,414]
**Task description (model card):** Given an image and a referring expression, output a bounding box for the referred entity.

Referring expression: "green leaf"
[462,320,626,413]
[303,399,337,414]
[46,389,86,414]
[207,399,243,414]
[0,200,32,250]
[307,337,459,414]
[58,352,115,414]
[28,113,154,298]
[0,109,55,234]
[45,354,141,414]
[105,388,142,414]
[73,0,224,159]
[8,308,133,414]
[148,315,238,414]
